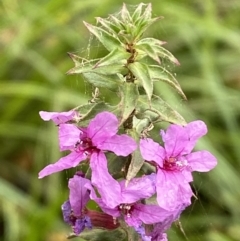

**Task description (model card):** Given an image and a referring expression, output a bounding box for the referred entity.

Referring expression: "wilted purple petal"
[74,217,92,235]
[156,170,192,210]
[98,134,137,156]
[140,138,165,167]
[38,151,85,178]
[87,112,118,146]
[134,226,152,241]
[160,125,189,158]
[90,151,121,209]
[59,124,81,151]
[39,110,78,125]
[186,150,217,172]
[69,175,91,216]
[120,174,156,203]
[61,200,73,225]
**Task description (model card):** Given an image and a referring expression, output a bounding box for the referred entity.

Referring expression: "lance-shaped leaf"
[135,42,161,64]
[135,95,186,125]
[67,60,126,75]
[119,82,139,126]
[128,62,153,100]
[84,21,122,52]
[94,48,131,68]
[96,17,121,36]
[126,129,145,182]
[136,38,179,65]
[121,3,132,23]
[134,16,163,42]
[155,45,180,65]
[83,72,122,91]
[132,3,144,23]
[67,52,84,67]
[148,65,187,100]
[74,102,119,126]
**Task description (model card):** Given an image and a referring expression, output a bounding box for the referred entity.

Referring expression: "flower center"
[163,157,188,171]
[74,137,96,156]
[118,204,134,217]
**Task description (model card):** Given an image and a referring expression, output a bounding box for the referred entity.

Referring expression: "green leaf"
[83,72,123,91]
[132,3,144,23]
[126,130,144,182]
[148,65,187,99]
[135,95,186,125]
[134,17,163,41]
[135,42,161,64]
[67,60,126,75]
[75,102,119,126]
[84,21,122,52]
[128,62,153,100]
[94,48,131,68]
[136,38,180,65]
[119,82,139,126]
[121,3,132,23]
[154,45,180,65]
[96,17,121,36]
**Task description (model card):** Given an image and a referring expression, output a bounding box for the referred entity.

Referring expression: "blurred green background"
[1,0,240,240]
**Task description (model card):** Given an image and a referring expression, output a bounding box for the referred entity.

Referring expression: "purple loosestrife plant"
[38,3,217,241]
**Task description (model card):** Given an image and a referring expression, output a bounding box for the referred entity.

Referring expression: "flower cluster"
[39,110,217,241]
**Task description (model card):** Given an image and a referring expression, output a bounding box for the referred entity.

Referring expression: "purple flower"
[61,174,92,235]
[39,111,137,207]
[140,120,217,211]
[148,202,189,241]
[39,110,79,125]
[85,174,182,240]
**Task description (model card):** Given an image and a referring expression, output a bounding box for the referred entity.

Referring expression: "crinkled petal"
[61,200,73,225]
[38,151,85,178]
[85,182,120,217]
[133,203,174,224]
[182,120,208,154]
[186,150,217,172]
[39,110,77,124]
[69,175,91,216]
[90,151,122,208]
[59,124,81,151]
[156,170,192,210]
[87,112,118,146]
[120,174,156,203]
[140,138,165,167]
[160,125,189,158]
[98,134,137,156]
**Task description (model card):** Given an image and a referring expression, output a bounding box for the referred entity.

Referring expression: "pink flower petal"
[87,112,118,146]
[90,151,121,208]
[98,134,137,156]
[140,138,165,167]
[186,150,217,172]
[39,110,77,125]
[38,151,85,178]
[133,203,174,224]
[182,120,207,154]
[120,174,156,203]
[59,124,81,151]
[85,182,120,217]
[69,175,91,216]
[161,125,189,158]
[156,170,192,210]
